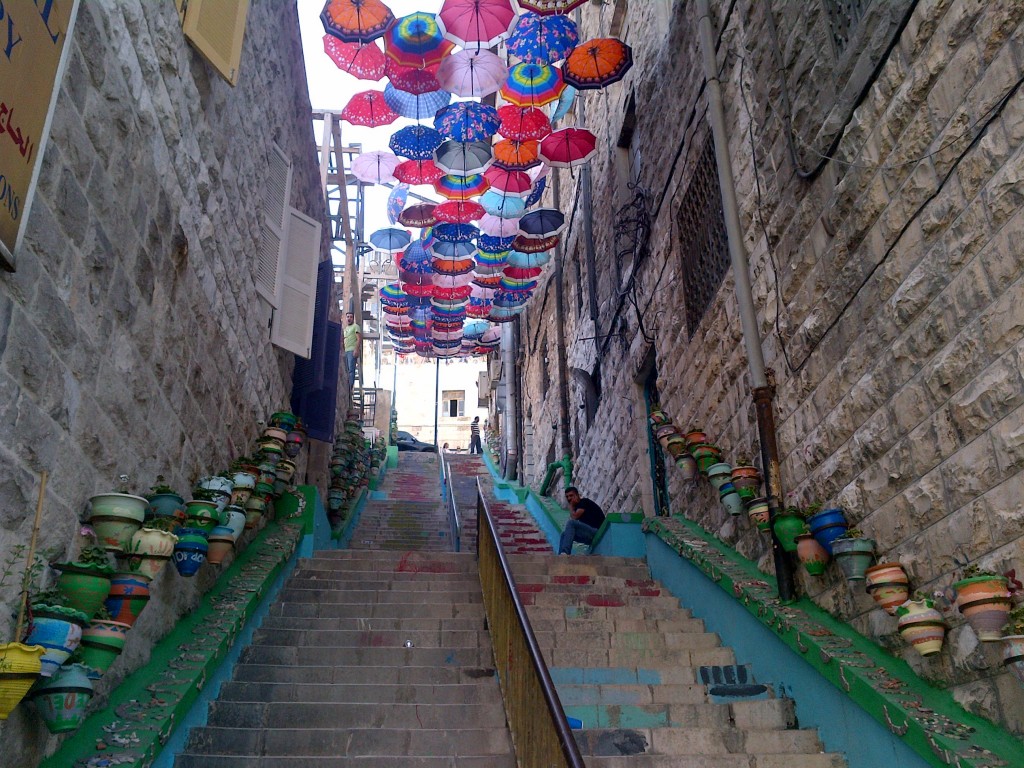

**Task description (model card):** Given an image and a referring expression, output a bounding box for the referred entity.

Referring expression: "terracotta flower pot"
[954,575,1012,642]
[205,526,235,565]
[832,537,876,581]
[683,430,707,447]
[0,643,44,719]
[795,533,828,575]
[29,662,94,734]
[730,465,761,499]
[896,599,948,657]
[1002,635,1024,684]
[864,562,910,615]
[88,493,148,552]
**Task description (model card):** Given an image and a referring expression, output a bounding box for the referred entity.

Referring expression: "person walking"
[343,312,361,393]
[557,487,606,555]
[469,416,482,454]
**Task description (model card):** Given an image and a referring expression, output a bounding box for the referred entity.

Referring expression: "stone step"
[184,725,513,757]
[251,627,492,649]
[232,663,496,686]
[526,604,690,622]
[562,698,796,733]
[572,726,824,756]
[260,616,485,633]
[520,591,681,609]
[555,682,714,706]
[176,756,516,768]
[544,645,736,668]
[529,616,704,634]
[285,576,481,592]
[270,601,485,620]
[582,755,844,768]
[216,680,500,704]
[240,644,495,668]
[276,588,483,604]
[205,701,508,729]
[532,629,722,652]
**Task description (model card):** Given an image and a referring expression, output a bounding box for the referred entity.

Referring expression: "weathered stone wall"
[0,1,325,763]
[517,0,1024,734]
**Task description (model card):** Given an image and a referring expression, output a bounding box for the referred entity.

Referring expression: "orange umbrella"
[562,38,633,90]
[492,139,541,171]
[321,0,395,44]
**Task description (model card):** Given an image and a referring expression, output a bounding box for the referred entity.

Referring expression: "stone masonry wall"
[0,1,324,764]
[517,0,1024,735]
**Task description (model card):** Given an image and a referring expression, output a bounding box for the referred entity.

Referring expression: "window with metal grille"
[678,139,729,340]
[823,0,872,53]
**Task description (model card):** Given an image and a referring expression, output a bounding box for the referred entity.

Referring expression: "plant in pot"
[805,503,848,556]
[691,443,722,475]
[896,591,949,657]
[746,496,770,531]
[1001,604,1024,684]
[27,659,94,734]
[730,457,762,501]
[0,545,45,720]
[795,531,829,576]
[831,528,876,582]
[954,564,1012,642]
[144,477,186,533]
[88,477,148,552]
[23,586,89,678]
[52,543,115,619]
[772,506,806,553]
[185,488,221,533]
[76,604,131,680]
[683,427,707,448]
[864,561,910,614]
[118,526,179,582]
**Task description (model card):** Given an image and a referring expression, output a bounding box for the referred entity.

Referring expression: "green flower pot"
[53,563,114,620]
[772,511,806,553]
[184,500,220,533]
[29,663,93,733]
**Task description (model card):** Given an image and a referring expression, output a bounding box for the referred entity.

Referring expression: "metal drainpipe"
[573,7,601,338]
[501,322,519,480]
[696,0,795,603]
[551,170,574,464]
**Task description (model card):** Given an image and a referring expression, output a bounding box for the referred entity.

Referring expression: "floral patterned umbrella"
[387,184,409,224]
[497,106,552,141]
[513,233,558,253]
[385,12,455,69]
[431,223,479,243]
[341,90,399,126]
[322,36,387,80]
[437,0,518,49]
[394,159,444,185]
[398,203,438,228]
[436,49,508,98]
[524,176,547,208]
[433,102,501,142]
[507,12,578,65]
[321,0,395,44]
[500,63,566,107]
[383,84,451,120]
[562,38,634,90]
[389,124,444,160]
[478,233,516,254]
[492,139,541,171]
[434,200,486,223]
[386,65,442,95]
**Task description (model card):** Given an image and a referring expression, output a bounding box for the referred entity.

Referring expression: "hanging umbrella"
[436,50,508,98]
[394,159,444,185]
[383,84,451,120]
[507,12,578,65]
[479,214,520,238]
[370,227,412,253]
[550,84,577,123]
[351,150,402,184]
[492,139,541,171]
[437,0,517,49]
[389,124,444,160]
[398,203,438,228]
[433,102,501,142]
[380,283,408,308]
[402,240,432,265]
[386,65,442,95]
[479,189,528,219]
[432,256,476,276]
[387,185,409,224]
[432,223,479,243]
[539,127,597,168]
[431,240,477,259]
[478,233,516,253]
[517,0,587,15]
[497,106,551,141]
[341,90,398,126]
[500,63,566,107]
[484,167,532,196]
[507,250,551,268]
[518,208,566,238]
[385,12,455,69]
[321,0,395,44]
[475,272,504,289]
[499,276,538,293]
[322,37,387,80]
[513,233,558,253]
[434,173,490,200]
[524,176,547,208]
[434,200,485,223]
[563,38,634,90]
[434,140,493,176]
[504,265,543,280]
[475,251,508,273]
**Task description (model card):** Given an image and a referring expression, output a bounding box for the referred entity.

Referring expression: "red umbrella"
[513,234,559,253]
[322,37,387,80]
[386,61,443,95]
[497,106,551,141]
[394,159,445,185]
[398,203,438,228]
[484,167,532,196]
[517,0,587,15]
[435,200,485,223]
[504,265,543,280]
[341,90,399,126]
[539,127,597,168]
[492,139,541,171]
[437,0,518,49]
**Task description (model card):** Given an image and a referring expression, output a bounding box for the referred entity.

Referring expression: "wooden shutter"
[271,208,322,357]
[256,143,292,305]
[182,0,250,86]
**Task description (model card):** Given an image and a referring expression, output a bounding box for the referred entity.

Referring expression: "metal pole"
[551,170,573,462]
[501,322,518,480]
[697,0,795,602]
[434,357,440,449]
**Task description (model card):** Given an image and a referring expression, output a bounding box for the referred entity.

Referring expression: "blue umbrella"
[507,12,578,65]
[389,125,443,160]
[433,102,501,142]
[431,240,477,259]
[387,184,409,224]
[525,176,547,208]
[402,239,432,264]
[518,208,566,238]
[478,233,516,254]
[383,83,451,120]
[479,189,528,219]
[370,227,412,253]
[432,223,480,242]
[550,85,577,124]
[507,250,552,268]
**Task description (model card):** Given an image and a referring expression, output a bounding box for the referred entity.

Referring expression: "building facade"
[507,0,1024,734]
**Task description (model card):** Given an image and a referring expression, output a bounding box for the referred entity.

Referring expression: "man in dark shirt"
[469,416,482,454]
[557,486,606,555]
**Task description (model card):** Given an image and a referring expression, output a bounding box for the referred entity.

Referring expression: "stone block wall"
[516,0,1024,734]
[0,1,325,763]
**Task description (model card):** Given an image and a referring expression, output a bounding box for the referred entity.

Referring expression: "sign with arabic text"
[0,0,79,271]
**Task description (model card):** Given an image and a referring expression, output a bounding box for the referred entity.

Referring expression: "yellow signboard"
[0,0,79,271]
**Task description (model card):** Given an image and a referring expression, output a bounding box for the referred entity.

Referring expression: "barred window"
[677,139,729,340]
[823,0,872,53]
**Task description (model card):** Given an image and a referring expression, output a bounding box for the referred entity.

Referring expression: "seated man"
[558,486,606,555]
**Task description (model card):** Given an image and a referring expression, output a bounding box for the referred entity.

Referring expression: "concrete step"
[231,663,496,686]
[216,680,500,704]
[205,701,508,729]
[529,616,704,634]
[240,644,495,668]
[544,645,736,668]
[176,756,516,768]
[270,601,485,620]
[276,588,483,604]
[260,616,485,633]
[250,627,492,649]
[582,755,844,768]
[531,629,723,652]
[285,575,482,591]
[526,604,690,622]
[572,726,824,756]
[562,699,797,734]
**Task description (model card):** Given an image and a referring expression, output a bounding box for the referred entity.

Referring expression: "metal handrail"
[440,451,461,552]
[475,477,585,768]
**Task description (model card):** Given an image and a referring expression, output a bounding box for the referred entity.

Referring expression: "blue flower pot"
[807,508,849,555]
[172,528,208,577]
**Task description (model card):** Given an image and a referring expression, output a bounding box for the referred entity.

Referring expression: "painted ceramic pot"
[954,575,1012,641]
[205,526,235,565]
[683,430,707,447]
[119,528,178,582]
[832,537,876,581]
[24,605,88,677]
[730,466,761,499]
[222,506,247,542]
[648,408,670,427]
[771,510,806,553]
[104,574,150,628]
[30,662,94,734]
[706,463,733,491]
[691,444,722,474]
[184,500,220,533]
[864,562,910,615]
[275,459,296,484]
[806,508,849,556]
[77,620,131,679]
[53,562,113,619]
[172,528,209,577]
[145,492,186,532]
[88,493,148,551]
[199,475,234,495]
[896,599,948,657]
[270,411,298,430]
[262,426,288,443]
[746,496,770,531]
[674,453,698,481]
[795,533,829,575]
[244,495,268,529]
[0,643,44,720]
[719,485,745,516]
[1002,635,1024,684]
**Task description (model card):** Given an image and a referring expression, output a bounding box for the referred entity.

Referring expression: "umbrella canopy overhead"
[341,90,398,126]
[478,233,516,253]
[394,159,445,185]
[512,233,558,253]
[524,175,547,208]
[351,150,402,184]
[322,37,387,80]
[387,184,409,224]
[506,249,551,268]
[432,223,479,243]
[550,84,577,124]
[385,12,455,69]
[497,106,551,141]
[517,0,587,15]
[484,167,532,195]
[321,0,395,44]
[386,63,442,95]
[539,127,597,168]
[518,208,566,238]
[507,12,578,65]
[434,173,490,200]
[389,124,444,160]
[430,240,477,259]
[479,213,520,237]
[500,62,566,107]
[398,203,438,228]
[436,49,508,98]
[563,38,634,90]
[370,227,412,253]
[437,0,518,49]
[492,139,541,171]
[479,189,528,219]
[383,83,451,120]
[434,200,485,223]
[434,139,493,176]
[433,102,501,142]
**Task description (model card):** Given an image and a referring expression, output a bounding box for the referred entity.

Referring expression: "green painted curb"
[386,445,398,468]
[40,519,302,768]
[645,515,1024,768]
[331,487,367,541]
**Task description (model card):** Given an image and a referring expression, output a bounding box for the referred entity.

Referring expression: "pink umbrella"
[437,0,517,49]
[436,50,508,98]
[497,106,552,141]
[479,214,520,238]
[341,90,398,127]
[351,151,402,184]
[484,167,532,195]
[322,36,386,80]
[539,127,597,168]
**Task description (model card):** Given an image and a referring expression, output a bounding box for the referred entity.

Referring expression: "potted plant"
[954,565,1013,642]
[730,458,761,501]
[0,546,45,719]
[896,593,949,657]
[28,661,94,733]
[1001,605,1024,683]
[806,504,848,556]
[144,478,186,532]
[771,506,806,553]
[185,489,221,533]
[864,561,910,614]
[746,496,770,531]
[52,544,115,619]
[104,572,150,628]
[683,428,707,447]
[205,526,235,566]
[691,443,722,475]
[88,482,148,552]
[23,587,89,677]
[76,605,131,680]
[795,532,829,575]
[118,527,178,582]
[831,529,876,581]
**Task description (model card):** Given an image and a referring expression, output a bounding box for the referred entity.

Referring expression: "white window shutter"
[271,208,322,358]
[182,0,250,86]
[255,143,292,306]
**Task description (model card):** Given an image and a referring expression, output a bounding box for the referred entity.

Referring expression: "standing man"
[469,416,482,454]
[343,312,361,393]
[558,487,606,555]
